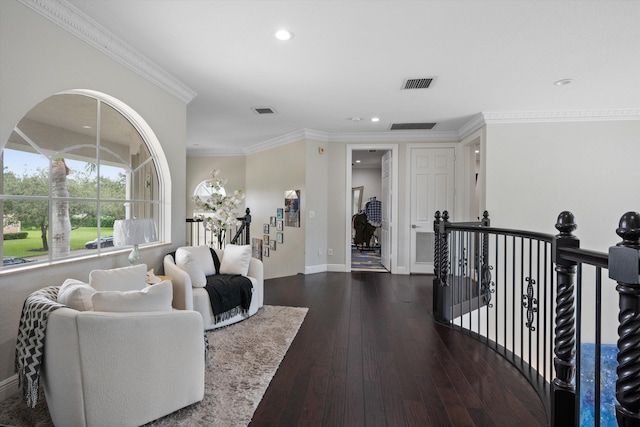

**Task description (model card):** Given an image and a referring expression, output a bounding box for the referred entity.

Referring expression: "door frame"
[346,144,399,274]
[457,128,486,222]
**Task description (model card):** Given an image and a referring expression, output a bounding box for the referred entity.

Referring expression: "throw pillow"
[219,244,252,276]
[175,249,207,287]
[177,245,216,276]
[91,280,173,312]
[89,263,148,292]
[58,278,96,311]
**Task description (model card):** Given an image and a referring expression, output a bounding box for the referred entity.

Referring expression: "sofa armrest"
[248,257,264,308]
[248,257,263,287]
[163,254,194,310]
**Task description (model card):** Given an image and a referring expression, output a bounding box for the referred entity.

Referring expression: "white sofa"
[43,307,205,427]
[24,264,206,427]
[163,245,264,330]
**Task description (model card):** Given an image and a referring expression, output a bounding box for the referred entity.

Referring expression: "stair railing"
[433,210,640,427]
[186,208,252,248]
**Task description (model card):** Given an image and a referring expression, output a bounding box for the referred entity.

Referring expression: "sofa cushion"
[91,280,173,312]
[219,244,252,276]
[175,249,207,287]
[58,279,96,311]
[177,245,216,276]
[89,264,148,292]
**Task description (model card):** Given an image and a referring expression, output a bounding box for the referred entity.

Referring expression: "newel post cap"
[608,212,640,285]
[553,211,579,265]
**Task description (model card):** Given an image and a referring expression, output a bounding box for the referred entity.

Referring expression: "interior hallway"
[252,271,546,426]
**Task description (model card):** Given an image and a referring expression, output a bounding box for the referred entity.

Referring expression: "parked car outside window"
[84,236,114,249]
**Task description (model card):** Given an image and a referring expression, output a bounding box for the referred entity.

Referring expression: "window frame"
[1,89,169,272]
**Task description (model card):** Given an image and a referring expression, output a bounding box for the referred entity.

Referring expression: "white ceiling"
[64,0,640,155]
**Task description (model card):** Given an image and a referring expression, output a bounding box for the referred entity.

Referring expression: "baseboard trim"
[0,374,19,402]
[326,264,347,272]
[305,264,327,274]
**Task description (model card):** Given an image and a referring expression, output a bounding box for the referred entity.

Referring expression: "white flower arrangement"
[192,170,244,245]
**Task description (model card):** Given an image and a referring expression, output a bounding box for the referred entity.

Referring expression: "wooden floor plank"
[250,271,547,426]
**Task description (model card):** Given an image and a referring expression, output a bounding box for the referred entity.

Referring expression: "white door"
[380,151,391,271]
[410,148,455,274]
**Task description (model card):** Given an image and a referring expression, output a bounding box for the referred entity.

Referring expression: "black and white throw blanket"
[204,275,253,324]
[14,286,65,408]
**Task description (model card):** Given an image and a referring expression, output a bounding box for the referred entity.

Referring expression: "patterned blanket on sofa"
[15,286,65,408]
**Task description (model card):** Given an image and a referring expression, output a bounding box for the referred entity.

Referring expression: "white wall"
[186,155,247,215]
[0,1,188,395]
[353,168,382,205]
[304,139,329,273]
[246,141,307,279]
[485,120,640,343]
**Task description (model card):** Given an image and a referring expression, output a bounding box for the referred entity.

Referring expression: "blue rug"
[351,246,386,271]
[580,343,618,426]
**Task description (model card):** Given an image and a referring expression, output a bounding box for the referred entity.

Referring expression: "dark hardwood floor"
[250,271,547,427]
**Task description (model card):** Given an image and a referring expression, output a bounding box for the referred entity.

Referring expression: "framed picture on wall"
[263,234,269,245]
[276,232,283,244]
[276,220,283,231]
[276,208,283,219]
[270,216,277,227]
[263,246,269,257]
[270,240,276,250]
[284,189,301,227]
[263,223,269,234]
[251,238,262,260]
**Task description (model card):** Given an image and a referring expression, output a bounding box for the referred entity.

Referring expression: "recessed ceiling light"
[82,125,91,129]
[275,29,294,41]
[554,79,574,86]
[355,160,361,163]
[349,117,362,121]
[370,117,380,122]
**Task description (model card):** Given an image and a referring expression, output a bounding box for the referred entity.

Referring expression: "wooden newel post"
[433,211,451,323]
[243,208,251,245]
[551,211,579,426]
[609,211,640,427]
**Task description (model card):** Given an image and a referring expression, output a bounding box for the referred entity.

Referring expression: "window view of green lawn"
[4,227,115,259]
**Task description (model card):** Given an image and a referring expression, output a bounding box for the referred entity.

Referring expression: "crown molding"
[327,130,460,143]
[457,114,486,139]
[242,128,460,154]
[186,146,244,157]
[18,0,197,104]
[483,109,640,124]
[242,129,310,155]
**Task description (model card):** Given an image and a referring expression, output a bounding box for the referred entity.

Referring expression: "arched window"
[1,90,164,270]
[193,179,226,215]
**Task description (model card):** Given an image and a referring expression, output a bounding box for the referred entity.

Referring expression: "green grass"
[3,227,113,258]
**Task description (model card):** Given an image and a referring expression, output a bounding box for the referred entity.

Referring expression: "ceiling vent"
[390,122,437,130]
[402,77,436,90]
[252,107,276,115]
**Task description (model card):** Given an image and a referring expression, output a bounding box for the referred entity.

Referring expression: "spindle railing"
[433,210,640,427]
[186,208,252,248]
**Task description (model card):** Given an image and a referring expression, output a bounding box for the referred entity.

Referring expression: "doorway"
[346,144,398,273]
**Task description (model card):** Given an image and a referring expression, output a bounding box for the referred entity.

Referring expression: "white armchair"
[42,307,205,427]
[164,245,264,330]
[14,265,207,427]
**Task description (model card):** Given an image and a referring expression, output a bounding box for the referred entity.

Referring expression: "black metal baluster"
[608,211,640,427]
[551,211,579,426]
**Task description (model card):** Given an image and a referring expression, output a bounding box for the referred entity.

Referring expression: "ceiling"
[63,0,640,155]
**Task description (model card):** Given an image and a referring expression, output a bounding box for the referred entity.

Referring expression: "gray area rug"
[0,305,308,427]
